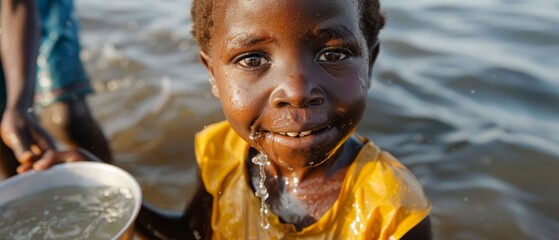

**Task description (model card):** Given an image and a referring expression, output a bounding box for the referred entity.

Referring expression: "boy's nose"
[269,71,325,108]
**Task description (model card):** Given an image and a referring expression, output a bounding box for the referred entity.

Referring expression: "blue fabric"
[35,0,92,105]
[1,0,92,111]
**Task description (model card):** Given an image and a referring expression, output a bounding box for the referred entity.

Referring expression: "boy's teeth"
[287,132,299,137]
[299,130,312,137]
[279,130,313,138]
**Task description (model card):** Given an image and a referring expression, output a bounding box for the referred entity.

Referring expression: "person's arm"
[0,0,58,173]
[1,0,110,174]
[1,0,39,115]
[401,216,432,240]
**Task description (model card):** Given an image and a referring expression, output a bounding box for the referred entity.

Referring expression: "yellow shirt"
[195,121,431,240]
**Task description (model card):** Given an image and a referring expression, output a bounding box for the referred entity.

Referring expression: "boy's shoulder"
[349,140,429,208]
[343,140,431,238]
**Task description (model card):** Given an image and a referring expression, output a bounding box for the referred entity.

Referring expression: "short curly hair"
[191,0,385,53]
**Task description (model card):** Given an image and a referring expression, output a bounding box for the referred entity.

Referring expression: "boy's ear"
[199,51,220,98]
[368,41,381,80]
[367,39,380,88]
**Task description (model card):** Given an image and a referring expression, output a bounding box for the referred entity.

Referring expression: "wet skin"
[201,0,375,178]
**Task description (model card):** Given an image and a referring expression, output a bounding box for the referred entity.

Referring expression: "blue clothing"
[1,0,92,110]
[35,0,93,105]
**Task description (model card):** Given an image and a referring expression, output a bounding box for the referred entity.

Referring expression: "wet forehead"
[213,0,362,51]
[221,0,360,27]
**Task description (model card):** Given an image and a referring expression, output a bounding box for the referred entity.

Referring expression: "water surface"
[0,186,134,240]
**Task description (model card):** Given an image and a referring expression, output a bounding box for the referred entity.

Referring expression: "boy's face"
[201,0,377,169]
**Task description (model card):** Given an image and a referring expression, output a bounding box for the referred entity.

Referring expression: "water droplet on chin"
[249,131,263,141]
[252,153,268,165]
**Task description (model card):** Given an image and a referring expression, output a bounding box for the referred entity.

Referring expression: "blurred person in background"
[0,0,110,178]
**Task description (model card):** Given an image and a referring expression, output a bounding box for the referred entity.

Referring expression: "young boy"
[137,0,431,239]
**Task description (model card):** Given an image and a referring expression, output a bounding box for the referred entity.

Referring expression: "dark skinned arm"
[0,0,60,174]
[1,0,38,112]
[0,0,102,175]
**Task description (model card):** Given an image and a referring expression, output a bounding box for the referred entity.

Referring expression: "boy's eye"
[317,48,351,62]
[235,53,270,68]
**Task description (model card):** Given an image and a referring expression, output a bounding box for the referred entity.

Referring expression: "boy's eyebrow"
[313,26,356,41]
[224,26,357,52]
[225,33,277,52]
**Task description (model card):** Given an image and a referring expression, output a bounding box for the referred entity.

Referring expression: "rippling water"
[0,186,134,239]
[74,0,559,239]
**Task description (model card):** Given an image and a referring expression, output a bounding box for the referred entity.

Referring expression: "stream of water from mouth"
[249,131,271,229]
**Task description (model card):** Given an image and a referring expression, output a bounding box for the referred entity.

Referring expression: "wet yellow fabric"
[195,121,431,240]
